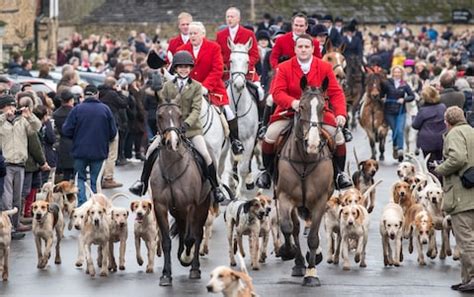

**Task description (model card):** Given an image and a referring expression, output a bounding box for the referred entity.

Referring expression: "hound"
[380,203,404,267]
[255,191,276,263]
[53,181,78,227]
[404,204,437,265]
[108,207,128,272]
[324,196,342,265]
[352,149,379,213]
[130,200,160,273]
[224,198,266,270]
[200,201,220,257]
[31,201,64,269]
[339,204,370,270]
[390,180,414,215]
[207,252,258,297]
[0,208,18,281]
[82,203,110,277]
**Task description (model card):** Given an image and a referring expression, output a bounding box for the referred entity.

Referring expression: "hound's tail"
[1,207,18,216]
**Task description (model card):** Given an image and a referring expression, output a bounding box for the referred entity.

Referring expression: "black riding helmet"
[172,51,194,70]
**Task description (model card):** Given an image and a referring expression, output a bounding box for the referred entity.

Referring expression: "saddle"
[246,81,260,103]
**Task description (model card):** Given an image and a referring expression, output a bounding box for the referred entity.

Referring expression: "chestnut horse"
[275,79,334,287]
[359,73,388,161]
[150,101,211,286]
[322,40,346,85]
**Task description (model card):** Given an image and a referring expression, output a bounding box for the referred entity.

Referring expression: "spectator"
[33,105,56,184]
[125,79,146,161]
[412,86,446,178]
[257,13,274,32]
[0,151,5,202]
[98,77,128,188]
[383,65,415,161]
[18,60,33,77]
[0,94,41,239]
[440,70,465,109]
[62,85,117,206]
[427,24,438,42]
[7,53,23,75]
[434,106,474,293]
[455,78,473,114]
[38,63,53,80]
[53,91,75,181]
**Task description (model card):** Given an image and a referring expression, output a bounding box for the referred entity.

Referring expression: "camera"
[116,73,136,89]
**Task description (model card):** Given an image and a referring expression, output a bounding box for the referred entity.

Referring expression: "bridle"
[156,102,183,138]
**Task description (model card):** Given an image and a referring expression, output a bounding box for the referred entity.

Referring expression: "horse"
[359,72,388,161]
[150,101,211,286]
[322,40,346,85]
[343,55,365,129]
[275,78,334,287]
[226,38,259,197]
[146,50,229,177]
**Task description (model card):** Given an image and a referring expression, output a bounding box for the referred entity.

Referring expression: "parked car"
[0,74,57,93]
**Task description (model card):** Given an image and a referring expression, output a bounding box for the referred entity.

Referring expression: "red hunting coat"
[178,38,229,106]
[167,35,189,56]
[270,32,322,70]
[270,56,346,127]
[216,26,259,81]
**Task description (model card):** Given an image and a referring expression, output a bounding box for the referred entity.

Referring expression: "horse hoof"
[279,245,296,261]
[246,182,255,190]
[189,269,201,279]
[291,265,306,277]
[159,275,173,287]
[379,155,385,162]
[302,276,321,287]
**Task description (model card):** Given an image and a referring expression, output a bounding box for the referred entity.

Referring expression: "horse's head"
[322,47,346,82]
[228,37,251,90]
[297,77,327,154]
[366,73,383,101]
[156,100,183,151]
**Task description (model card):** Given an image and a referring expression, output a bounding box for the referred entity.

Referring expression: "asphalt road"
[2,127,465,297]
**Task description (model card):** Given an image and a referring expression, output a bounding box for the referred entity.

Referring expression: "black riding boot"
[255,152,275,189]
[207,163,226,203]
[129,148,159,196]
[228,118,244,155]
[257,104,273,140]
[333,155,353,190]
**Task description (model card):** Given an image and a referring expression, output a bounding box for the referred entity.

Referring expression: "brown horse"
[150,101,211,286]
[343,55,365,129]
[359,73,388,161]
[275,79,334,287]
[322,40,346,84]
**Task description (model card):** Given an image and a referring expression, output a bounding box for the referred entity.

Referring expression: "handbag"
[461,166,474,189]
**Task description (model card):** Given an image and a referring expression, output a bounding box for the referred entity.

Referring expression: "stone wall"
[0,0,36,48]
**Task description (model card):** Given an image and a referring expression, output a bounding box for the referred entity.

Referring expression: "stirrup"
[213,187,226,203]
[129,180,145,196]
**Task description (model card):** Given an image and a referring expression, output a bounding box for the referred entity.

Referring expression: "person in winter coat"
[412,86,446,178]
[435,106,474,293]
[53,91,75,181]
[125,80,146,161]
[440,70,465,109]
[0,151,6,203]
[382,65,415,162]
[62,85,117,206]
[33,105,56,185]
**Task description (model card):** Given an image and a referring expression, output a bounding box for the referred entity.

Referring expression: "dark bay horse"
[343,55,365,129]
[359,73,388,161]
[275,79,334,287]
[150,101,211,286]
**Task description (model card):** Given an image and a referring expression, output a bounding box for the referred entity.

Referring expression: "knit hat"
[84,85,99,96]
[0,94,16,109]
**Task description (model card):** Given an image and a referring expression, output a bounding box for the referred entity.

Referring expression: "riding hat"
[312,24,329,37]
[172,51,195,69]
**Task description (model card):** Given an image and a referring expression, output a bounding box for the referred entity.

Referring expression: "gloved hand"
[202,86,208,96]
[180,122,190,134]
[291,100,300,112]
[257,125,267,140]
[336,115,346,127]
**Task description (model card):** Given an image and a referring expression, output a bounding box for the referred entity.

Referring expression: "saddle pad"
[213,106,230,137]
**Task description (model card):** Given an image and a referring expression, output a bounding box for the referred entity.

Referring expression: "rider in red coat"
[269,13,322,70]
[177,21,244,156]
[167,12,193,57]
[256,34,353,190]
[216,8,259,80]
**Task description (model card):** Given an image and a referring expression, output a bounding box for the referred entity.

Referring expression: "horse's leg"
[277,194,297,262]
[303,200,327,287]
[189,202,208,279]
[369,136,376,160]
[154,203,172,286]
[291,208,305,277]
[378,125,388,162]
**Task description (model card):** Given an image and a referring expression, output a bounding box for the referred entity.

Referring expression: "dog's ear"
[339,208,344,218]
[230,270,241,281]
[358,161,365,170]
[102,207,106,214]
[70,209,75,217]
[111,210,114,217]
[399,220,403,228]
[383,219,386,227]
[375,161,379,170]
[355,207,361,219]
[146,201,153,211]
[130,201,137,211]
[243,201,252,213]
[411,166,415,173]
